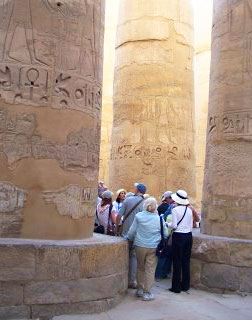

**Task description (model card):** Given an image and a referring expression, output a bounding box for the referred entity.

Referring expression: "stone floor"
[52,279,252,320]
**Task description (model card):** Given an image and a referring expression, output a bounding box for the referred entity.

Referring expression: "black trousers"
[171,232,192,292]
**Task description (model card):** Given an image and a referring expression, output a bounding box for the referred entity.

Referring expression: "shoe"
[142,292,155,301]
[168,288,181,294]
[128,282,137,289]
[182,289,191,294]
[136,289,144,297]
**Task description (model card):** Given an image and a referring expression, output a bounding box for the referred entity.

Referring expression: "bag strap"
[159,216,164,240]
[107,204,113,225]
[175,206,188,229]
[123,197,144,224]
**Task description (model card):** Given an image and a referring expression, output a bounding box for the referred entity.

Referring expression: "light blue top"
[127,211,168,248]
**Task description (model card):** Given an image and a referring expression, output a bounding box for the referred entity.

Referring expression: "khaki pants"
[135,246,158,293]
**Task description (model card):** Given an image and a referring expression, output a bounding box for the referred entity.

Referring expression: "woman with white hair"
[127,197,168,301]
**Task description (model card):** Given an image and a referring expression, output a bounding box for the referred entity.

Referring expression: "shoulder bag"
[117,197,144,236]
[156,216,169,257]
[167,206,188,246]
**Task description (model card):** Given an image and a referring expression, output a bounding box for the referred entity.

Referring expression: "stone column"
[99,0,119,184]
[110,0,196,199]
[0,0,104,239]
[194,0,213,209]
[202,0,252,240]
[191,0,252,294]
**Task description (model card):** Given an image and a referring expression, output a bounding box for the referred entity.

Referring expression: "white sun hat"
[171,190,190,206]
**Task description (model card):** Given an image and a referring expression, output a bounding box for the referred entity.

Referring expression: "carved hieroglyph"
[0,0,105,239]
[0,181,26,237]
[202,0,252,240]
[110,0,196,200]
[194,0,213,209]
[43,185,96,219]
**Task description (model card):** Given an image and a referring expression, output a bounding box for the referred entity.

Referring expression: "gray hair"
[143,197,158,212]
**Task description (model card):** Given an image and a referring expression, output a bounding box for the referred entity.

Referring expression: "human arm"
[167,208,178,229]
[127,216,138,241]
[190,206,200,228]
[116,200,127,226]
[111,206,117,224]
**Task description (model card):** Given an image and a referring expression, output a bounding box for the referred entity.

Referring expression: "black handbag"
[156,216,169,257]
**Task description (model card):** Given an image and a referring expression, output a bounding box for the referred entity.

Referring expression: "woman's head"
[144,197,158,213]
[101,190,113,206]
[116,189,126,202]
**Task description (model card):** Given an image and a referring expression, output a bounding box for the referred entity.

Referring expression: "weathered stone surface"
[0,282,23,306]
[24,273,127,305]
[239,268,252,292]
[201,263,240,291]
[190,258,203,288]
[194,0,212,210]
[0,305,30,320]
[0,246,35,281]
[202,0,252,240]
[109,0,196,200]
[99,0,119,184]
[35,247,82,281]
[192,236,231,265]
[0,0,105,239]
[31,296,121,318]
[81,243,129,278]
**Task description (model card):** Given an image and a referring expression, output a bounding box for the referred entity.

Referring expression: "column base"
[191,230,252,293]
[0,234,129,319]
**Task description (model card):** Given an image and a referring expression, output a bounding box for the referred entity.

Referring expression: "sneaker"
[136,289,144,297]
[142,292,155,301]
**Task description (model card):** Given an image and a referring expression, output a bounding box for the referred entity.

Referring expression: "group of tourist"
[94,181,200,301]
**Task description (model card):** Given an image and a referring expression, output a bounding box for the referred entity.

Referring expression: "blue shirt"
[127,211,168,248]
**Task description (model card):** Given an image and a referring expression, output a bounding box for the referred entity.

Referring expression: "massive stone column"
[191,0,252,294]
[202,0,252,240]
[0,2,129,318]
[99,0,119,184]
[110,0,196,199]
[194,0,213,209]
[0,0,104,239]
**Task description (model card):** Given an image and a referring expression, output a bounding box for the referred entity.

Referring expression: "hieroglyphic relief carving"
[0,107,99,178]
[0,0,101,114]
[43,185,96,219]
[0,181,26,212]
[207,110,252,141]
[0,181,26,237]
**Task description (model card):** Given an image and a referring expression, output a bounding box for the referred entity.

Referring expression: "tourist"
[155,191,175,280]
[113,189,127,212]
[157,191,173,215]
[167,190,193,294]
[127,197,168,301]
[96,190,117,235]
[97,181,108,205]
[116,183,146,289]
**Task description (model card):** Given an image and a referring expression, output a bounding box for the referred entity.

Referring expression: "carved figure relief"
[43,185,96,219]
[0,107,99,178]
[0,181,26,212]
[0,181,26,237]
[0,0,101,115]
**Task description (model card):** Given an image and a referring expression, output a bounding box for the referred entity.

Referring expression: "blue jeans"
[155,245,172,279]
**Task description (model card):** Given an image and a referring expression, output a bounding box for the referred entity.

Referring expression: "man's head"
[161,191,173,204]
[134,183,146,195]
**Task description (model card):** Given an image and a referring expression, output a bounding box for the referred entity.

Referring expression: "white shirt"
[97,204,117,233]
[168,205,193,233]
